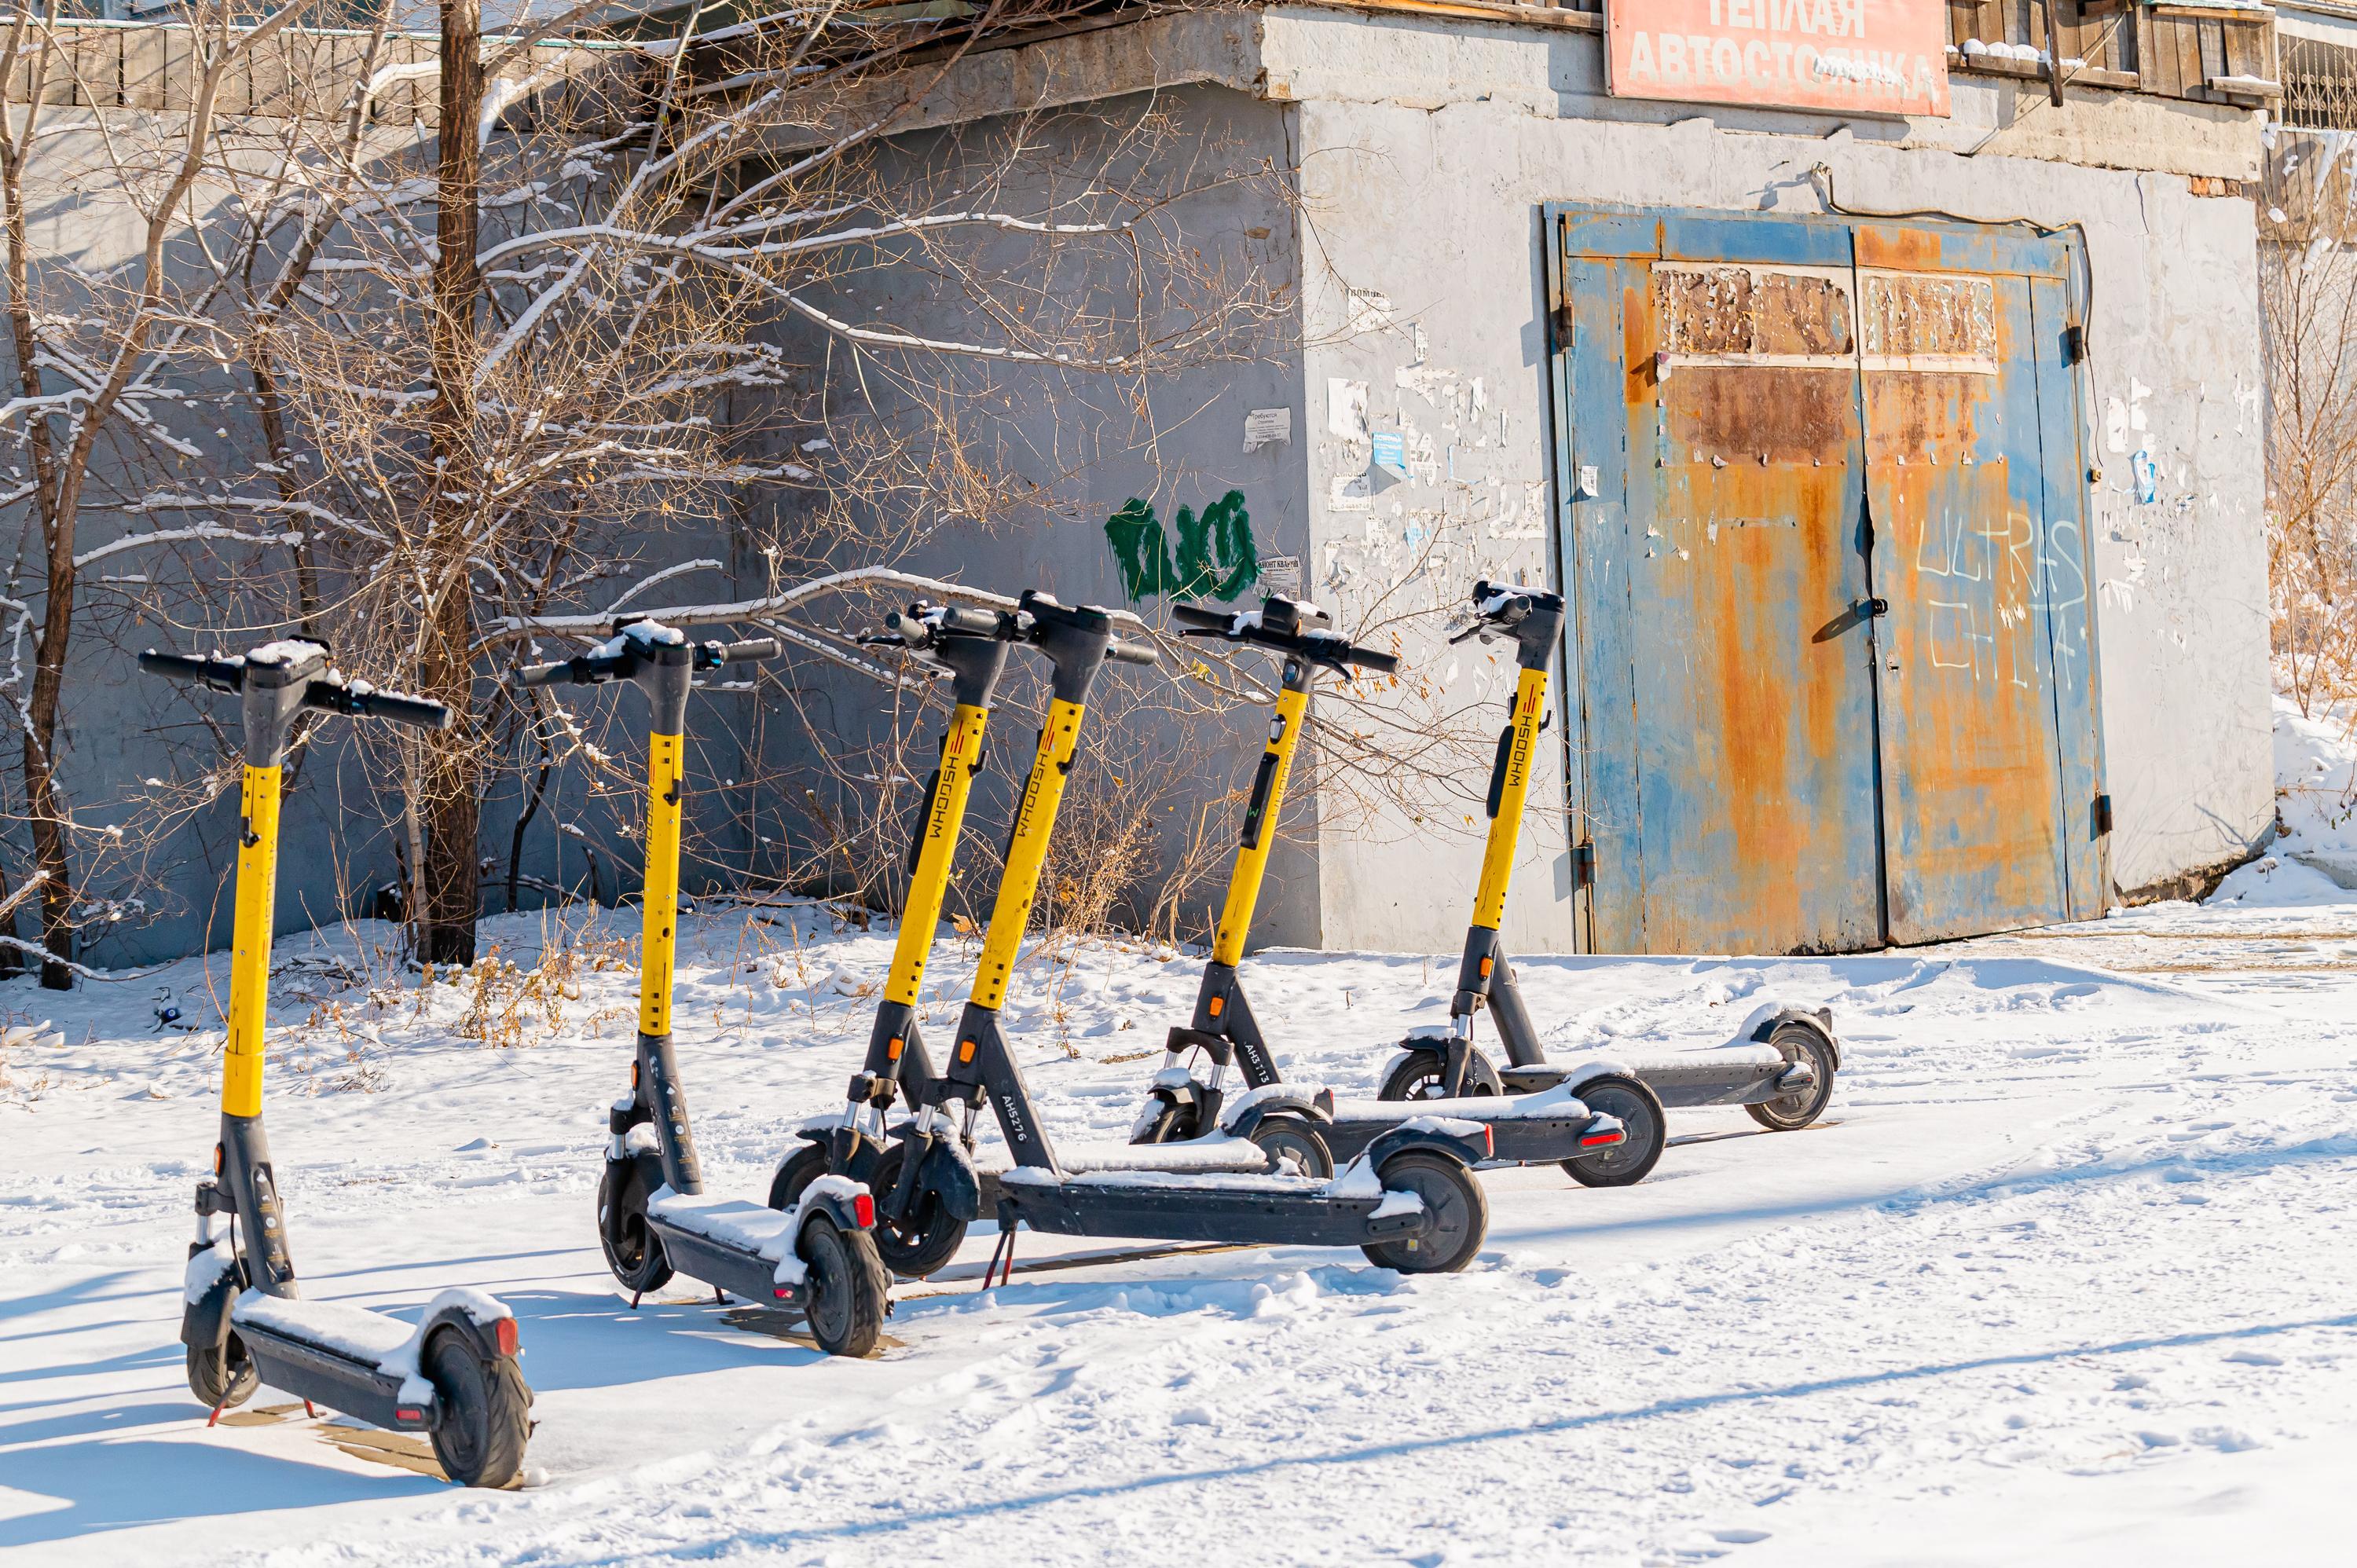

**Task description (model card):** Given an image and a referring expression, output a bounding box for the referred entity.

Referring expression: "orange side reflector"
[958,1039,977,1064]
[887,1036,905,1060]
[1479,957,1494,978]
[1207,996,1223,1018]
[212,1144,224,1175]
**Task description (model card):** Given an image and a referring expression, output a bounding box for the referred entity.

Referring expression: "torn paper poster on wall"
[1327,379,1369,441]
[1244,408,1292,452]
[1370,431,1408,477]
[1262,555,1303,595]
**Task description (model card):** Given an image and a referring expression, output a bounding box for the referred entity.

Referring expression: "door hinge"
[2062,324,2087,365]
[1551,302,1577,353]
[1574,841,1596,888]
[2092,793,2113,835]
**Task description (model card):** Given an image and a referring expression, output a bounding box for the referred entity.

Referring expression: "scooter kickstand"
[206,1401,225,1430]
[981,1229,1016,1292]
[629,1291,642,1312]
[304,1400,317,1420]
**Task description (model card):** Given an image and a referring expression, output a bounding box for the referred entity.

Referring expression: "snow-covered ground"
[5,703,2355,1566]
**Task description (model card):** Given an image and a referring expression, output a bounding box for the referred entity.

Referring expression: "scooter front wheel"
[1248,1112,1334,1179]
[1563,1072,1666,1187]
[1360,1150,1489,1274]
[422,1326,530,1488]
[186,1338,259,1410]
[768,1142,828,1211]
[1378,1047,1502,1101]
[1131,1095,1200,1145]
[597,1156,674,1294]
[798,1214,889,1357]
[867,1142,967,1279]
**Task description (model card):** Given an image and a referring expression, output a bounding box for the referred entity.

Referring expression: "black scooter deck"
[1498,1056,1801,1109]
[995,1170,1426,1246]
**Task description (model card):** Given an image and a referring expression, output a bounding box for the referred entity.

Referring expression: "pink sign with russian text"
[1606,0,1951,118]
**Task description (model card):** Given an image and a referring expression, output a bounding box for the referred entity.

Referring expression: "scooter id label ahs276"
[146,639,532,1489]
[513,619,893,1357]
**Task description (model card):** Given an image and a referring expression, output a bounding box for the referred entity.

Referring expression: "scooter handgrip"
[510,660,572,688]
[1344,647,1400,674]
[1168,602,1233,633]
[712,637,783,665]
[931,605,1005,639]
[353,691,453,731]
[137,650,244,692]
[1106,636,1159,667]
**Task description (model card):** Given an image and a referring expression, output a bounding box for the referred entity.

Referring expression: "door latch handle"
[1858,597,1890,617]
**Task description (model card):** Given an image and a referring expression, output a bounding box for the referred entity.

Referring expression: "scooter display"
[148,639,532,1489]
[1135,582,1838,1186]
[514,618,892,1357]
[821,589,1513,1277]
[766,595,1387,1277]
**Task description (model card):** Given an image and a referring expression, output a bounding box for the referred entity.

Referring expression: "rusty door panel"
[2027,273,2110,918]
[1563,209,1884,956]
[1557,253,1652,951]
[1859,257,2071,943]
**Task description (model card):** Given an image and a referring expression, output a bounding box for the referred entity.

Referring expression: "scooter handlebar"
[1169,601,1397,676]
[1105,636,1159,667]
[696,636,781,670]
[138,650,244,693]
[510,650,633,689]
[343,688,453,731]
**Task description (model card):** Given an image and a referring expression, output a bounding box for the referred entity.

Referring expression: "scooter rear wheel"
[597,1156,674,1293]
[866,1142,967,1278]
[1361,1150,1488,1274]
[1248,1112,1334,1179]
[1563,1072,1666,1187]
[185,1328,258,1411]
[1745,1020,1837,1131]
[798,1214,889,1357]
[423,1326,530,1488]
[1378,1047,1502,1101]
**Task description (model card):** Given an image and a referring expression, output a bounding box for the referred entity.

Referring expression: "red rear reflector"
[1580,1129,1624,1148]
[493,1317,519,1357]
[1479,1126,1494,1158]
[853,1192,877,1229]
[1207,996,1223,1018]
[396,1407,423,1423]
[773,1287,791,1299]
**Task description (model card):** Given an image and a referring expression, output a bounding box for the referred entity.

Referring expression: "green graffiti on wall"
[1102,490,1259,603]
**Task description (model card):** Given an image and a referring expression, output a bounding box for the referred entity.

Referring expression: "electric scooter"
[1126,592,1655,1175]
[147,639,531,1489]
[818,589,1520,1279]
[767,595,1414,1276]
[513,618,892,1357]
[1135,583,1838,1186]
